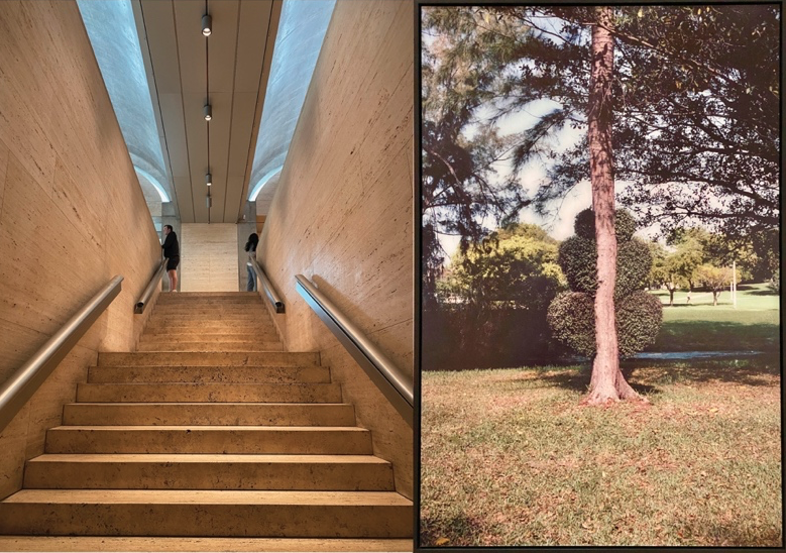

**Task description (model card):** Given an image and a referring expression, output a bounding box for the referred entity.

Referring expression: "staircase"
[0,292,412,549]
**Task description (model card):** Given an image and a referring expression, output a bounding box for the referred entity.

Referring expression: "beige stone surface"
[45,426,372,455]
[2,292,412,539]
[0,0,161,502]
[98,351,320,367]
[0,536,412,552]
[180,223,240,292]
[75,382,342,403]
[62,402,357,427]
[136,341,284,352]
[88,365,331,384]
[24,453,394,491]
[0,490,412,537]
[256,0,414,498]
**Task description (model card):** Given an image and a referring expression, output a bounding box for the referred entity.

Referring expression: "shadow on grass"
[686,521,783,548]
[420,514,487,547]
[653,320,779,352]
[533,356,780,397]
[533,367,660,396]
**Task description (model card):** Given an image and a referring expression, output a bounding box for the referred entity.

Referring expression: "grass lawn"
[420,358,782,547]
[649,283,779,352]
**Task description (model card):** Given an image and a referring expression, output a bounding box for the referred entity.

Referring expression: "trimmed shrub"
[548,208,662,359]
[616,291,663,356]
[558,236,597,295]
[574,209,597,239]
[559,236,652,298]
[546,291,663,358]
[422,305,561,370]
[547,292,595,358]
[573,207,637,242]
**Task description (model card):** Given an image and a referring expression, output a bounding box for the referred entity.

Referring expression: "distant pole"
[732,261,737,308]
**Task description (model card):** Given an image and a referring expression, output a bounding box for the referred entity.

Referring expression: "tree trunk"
[668,287,674,306]
[585,7,640,405]
[713,290,719,305]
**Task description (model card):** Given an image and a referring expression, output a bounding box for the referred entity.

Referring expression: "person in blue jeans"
[245,233,259,292]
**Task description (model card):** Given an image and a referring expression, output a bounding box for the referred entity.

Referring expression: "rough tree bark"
[586,6,641,404]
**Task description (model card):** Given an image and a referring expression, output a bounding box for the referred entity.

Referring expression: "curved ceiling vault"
[78,0,336,224]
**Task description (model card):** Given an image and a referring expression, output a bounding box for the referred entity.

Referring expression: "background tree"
[422,4,779,245]
[425,224,567,371]
[696,264,739,305]
[446,223,564,311]
[421,20,529,307]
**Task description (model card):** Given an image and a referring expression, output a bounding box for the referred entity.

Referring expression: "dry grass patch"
[420,358,782,547]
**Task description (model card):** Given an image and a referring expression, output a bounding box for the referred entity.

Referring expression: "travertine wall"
[0,1,162,500]
[180,224,240,292]
[257,0,414,497]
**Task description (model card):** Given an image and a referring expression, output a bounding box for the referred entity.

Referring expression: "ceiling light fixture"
[204,104,212,121]
[202,14,212,37]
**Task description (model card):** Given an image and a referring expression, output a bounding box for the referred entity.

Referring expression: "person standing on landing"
[245,233,259,292]
[162,224,180,292]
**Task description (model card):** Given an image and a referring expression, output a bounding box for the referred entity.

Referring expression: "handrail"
[251,256,284,313]
[0,275,124,434]
[134,258,166,314]
[295,274,413,427]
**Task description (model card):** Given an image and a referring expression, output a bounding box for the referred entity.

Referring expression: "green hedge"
[573,207,637,242]
[548,208,662,359]
[547,291,663,358]
[558,236,652,298]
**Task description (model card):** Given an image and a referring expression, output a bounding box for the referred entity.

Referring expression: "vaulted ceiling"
[135,0,279,224]
[79,0,336,225]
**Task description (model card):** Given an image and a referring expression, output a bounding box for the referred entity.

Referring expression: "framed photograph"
[417,2,782,548]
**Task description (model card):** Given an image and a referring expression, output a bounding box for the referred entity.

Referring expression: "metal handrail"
[0,275,124,433]
[295,274,413,427]
[251,255,284,313]
[134,258,166,314]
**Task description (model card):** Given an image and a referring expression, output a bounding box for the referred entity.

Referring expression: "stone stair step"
[158,292,261,298]
[87,366,331,384]
[150,313,267,322]
[0,536,413,552]
[0,489,413,537]
[152,306,271,313]
[24,454,395,491]
[98,351,320,367]
[63,403,356,427]
[136,341,284,352]
[142,321,277,337]
[45,426,373,454]
[76,383,342,403]
[140,332,279,342]
[154,299,267,307]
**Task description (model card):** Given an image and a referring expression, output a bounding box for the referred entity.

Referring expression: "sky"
[425,12,671,263]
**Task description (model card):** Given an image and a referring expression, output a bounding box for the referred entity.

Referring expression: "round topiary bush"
[559,236,653,298]
[615,291,663,356]
[615,238,653,298]
[558,236,598,295]
[573,207,637,242]
[574,208,597,239]
[548,208,662,359]
[547,290,663,358]
[547,291,595,358]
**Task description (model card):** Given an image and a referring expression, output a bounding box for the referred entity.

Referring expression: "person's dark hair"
[245,233,259,252]
[164,224,173,232]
